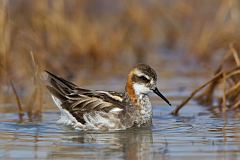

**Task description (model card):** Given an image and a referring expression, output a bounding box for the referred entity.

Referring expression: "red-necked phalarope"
[45,64,171,130]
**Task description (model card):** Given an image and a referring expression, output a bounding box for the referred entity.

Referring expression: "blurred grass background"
[0,0,239,118]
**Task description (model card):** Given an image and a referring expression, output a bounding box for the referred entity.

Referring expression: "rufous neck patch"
[125,71,137,104]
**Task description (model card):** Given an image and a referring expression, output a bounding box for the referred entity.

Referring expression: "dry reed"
[0,1,240,118]
[172,44,240,115]
[9,81,24,121]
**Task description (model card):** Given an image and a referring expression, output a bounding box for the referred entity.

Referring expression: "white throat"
[133,83,151,95]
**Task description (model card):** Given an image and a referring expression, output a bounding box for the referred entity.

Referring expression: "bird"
[44,64,171,130]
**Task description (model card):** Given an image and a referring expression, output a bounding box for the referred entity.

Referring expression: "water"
[0,102,240,160]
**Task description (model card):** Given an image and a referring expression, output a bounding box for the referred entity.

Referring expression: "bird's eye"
[139,76,149,82]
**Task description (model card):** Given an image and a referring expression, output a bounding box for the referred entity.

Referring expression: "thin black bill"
[153,88,172,106]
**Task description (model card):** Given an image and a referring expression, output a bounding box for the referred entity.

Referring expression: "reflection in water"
[49,127,168,160]
[0,112,169,160]
[0,104,240,160]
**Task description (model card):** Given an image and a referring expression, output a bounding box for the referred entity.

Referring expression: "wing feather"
[45,71,126,124]
[71,98,90,109]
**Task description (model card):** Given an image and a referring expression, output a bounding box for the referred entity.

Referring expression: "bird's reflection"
[48,127,169,160]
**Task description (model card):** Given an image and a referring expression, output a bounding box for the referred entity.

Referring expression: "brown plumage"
[45,71,126,124]
[44,64,171,130]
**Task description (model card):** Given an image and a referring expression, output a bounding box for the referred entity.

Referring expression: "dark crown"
[134,64,157,81]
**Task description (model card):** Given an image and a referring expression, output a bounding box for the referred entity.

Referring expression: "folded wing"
[45,71,125,124]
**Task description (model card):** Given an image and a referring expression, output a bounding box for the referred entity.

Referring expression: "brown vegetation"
[0,0,239,118]
[172,44,240,115]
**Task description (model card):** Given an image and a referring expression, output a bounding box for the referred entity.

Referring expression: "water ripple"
[0,105,240,160]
